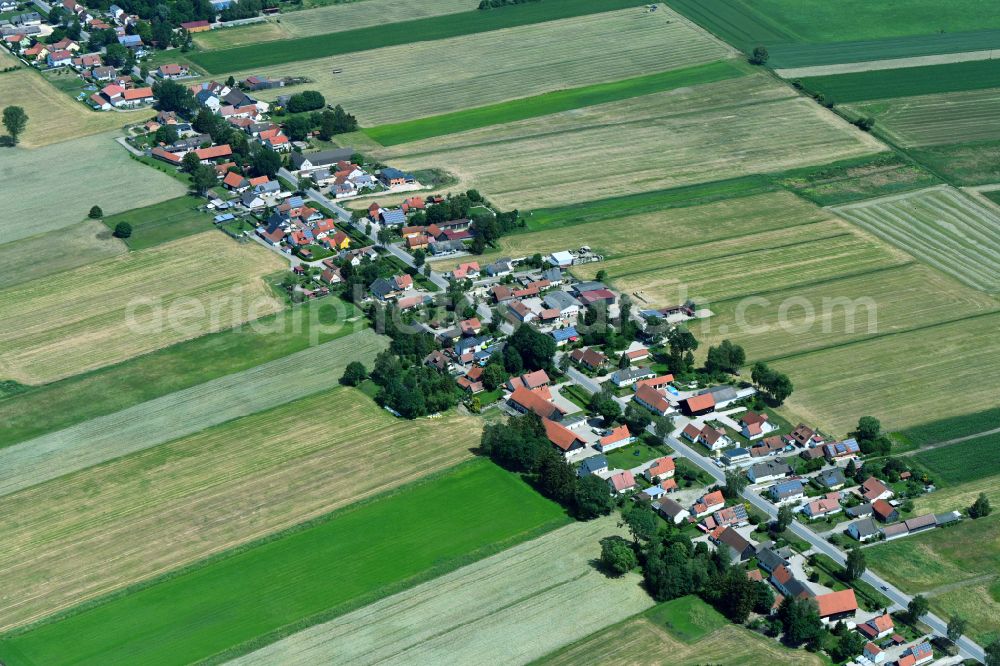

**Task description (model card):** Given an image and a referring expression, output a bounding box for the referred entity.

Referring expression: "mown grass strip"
[0,460,569,666]
[523,174,775,231]
[364,60,746,146]
[101,196,217,251]
[799,58,1000,103]
[189,0,643,74]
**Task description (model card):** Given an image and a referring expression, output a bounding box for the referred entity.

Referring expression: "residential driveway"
[565,366,601,395]
[549,386,582,415]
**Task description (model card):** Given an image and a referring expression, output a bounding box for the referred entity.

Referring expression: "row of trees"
[750,361,793,406]
[480,413,614,519]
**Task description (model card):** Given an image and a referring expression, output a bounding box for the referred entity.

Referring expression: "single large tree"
[2,106,28,145]
[986,637,1000,666]
[907,594,929,622]
[969,492,992,519]
[776,503,794,532]
[947,615,968,643]
[574,474,613,519]
[845,546,866,581]
[599,536,637,576]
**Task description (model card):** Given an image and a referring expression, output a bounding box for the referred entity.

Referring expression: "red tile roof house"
[508,386,564,420]
[223,170,249,191]
[872,498,899,523]
[544,418,585,457]
[857,612,894,640]
[195,144,233,163]
[699,425,733,451]
[119,86,154,109]
[803,492,842,518]
[151,146,183,165]
[633,383,671,416]
[624,347,650,362]
[596,425,634,453]
[644,456,675,483]
[862,642,883,663]
[451,262,480,280]
[459,318,482,336]
[680,392,715,416]
[861,476,894,502]
[607,470,637,495]
[692,489,725,517]
[157,63,189,78]
[900,641,933,665]
[739,411,776,440]
[456,365,484,394]
[815,589,858,624]
[569,347,606,371]
[634,374,674,391]
[506,370,549,392]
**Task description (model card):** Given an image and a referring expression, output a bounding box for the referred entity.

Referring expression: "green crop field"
[364,60,745,146]
[667,0,1000,49]
[772,312,1000,434]
[222,6,730,128]
[799,59,1000,104]
[0,132,187,245]
[866,513,1000,644]
[189,0,650,73]
[541,595,824,666]
[0,221,126,289]
[382,74,882,210]
[102,196,218,250]
[232,518,652,665]
[0,461,568,666]
[847,88,1000,147]
[911,432,1000,486]
[0,299,361,447]
[0,387,480,631]
[908,140,1000,185]
[193,0,472,49]
[898,408,1000,447]
[0,329,385,497]
[832,186,1000,293]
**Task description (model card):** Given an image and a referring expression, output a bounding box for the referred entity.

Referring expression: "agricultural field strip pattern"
[0,131,186,245]
[0,221,126,289]
[832,185,1000,292]
[767,30,1000,68]
[230,518,654,665]
[0,388,479,631]
[0,233,284,385]
[381,76,883,209]
[0,329,386,497]
[846,88,1000,147]
[224,6,732,127]
[776,50,1000,78]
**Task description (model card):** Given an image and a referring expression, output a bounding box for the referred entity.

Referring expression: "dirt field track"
[0,386,477,631]
[231,518,654,665]
[0,232,284,384]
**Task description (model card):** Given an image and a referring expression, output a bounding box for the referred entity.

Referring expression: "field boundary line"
[826,183,952,211]
[760,309,1000,364]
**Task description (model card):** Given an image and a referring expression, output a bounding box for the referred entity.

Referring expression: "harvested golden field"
[0,131,187,244]
[576,220,907,305]
[232,518,654,665]
[231,6,732,126]
[0,232,284,384]
[0,70,149,148]
[0,387,480,631]
[0,220,127,288]
[432,190,829,270]
[913,475,1000,515]
[772,312,1000,434]
[194,0,472,49]
[382,75,884,209]
[542,617,825,666]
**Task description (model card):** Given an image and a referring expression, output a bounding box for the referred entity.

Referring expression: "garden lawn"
[540,595,825,665]
[0,386,480,631]
[605,443,668,472]
[0,131,186,245]
[0,220,126,289]
[102,196,217,250]
[190,0,653,73]
[0,299,360,447]
[0,460,568,666]
[364,60,745,146]
[0,232,284,384]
